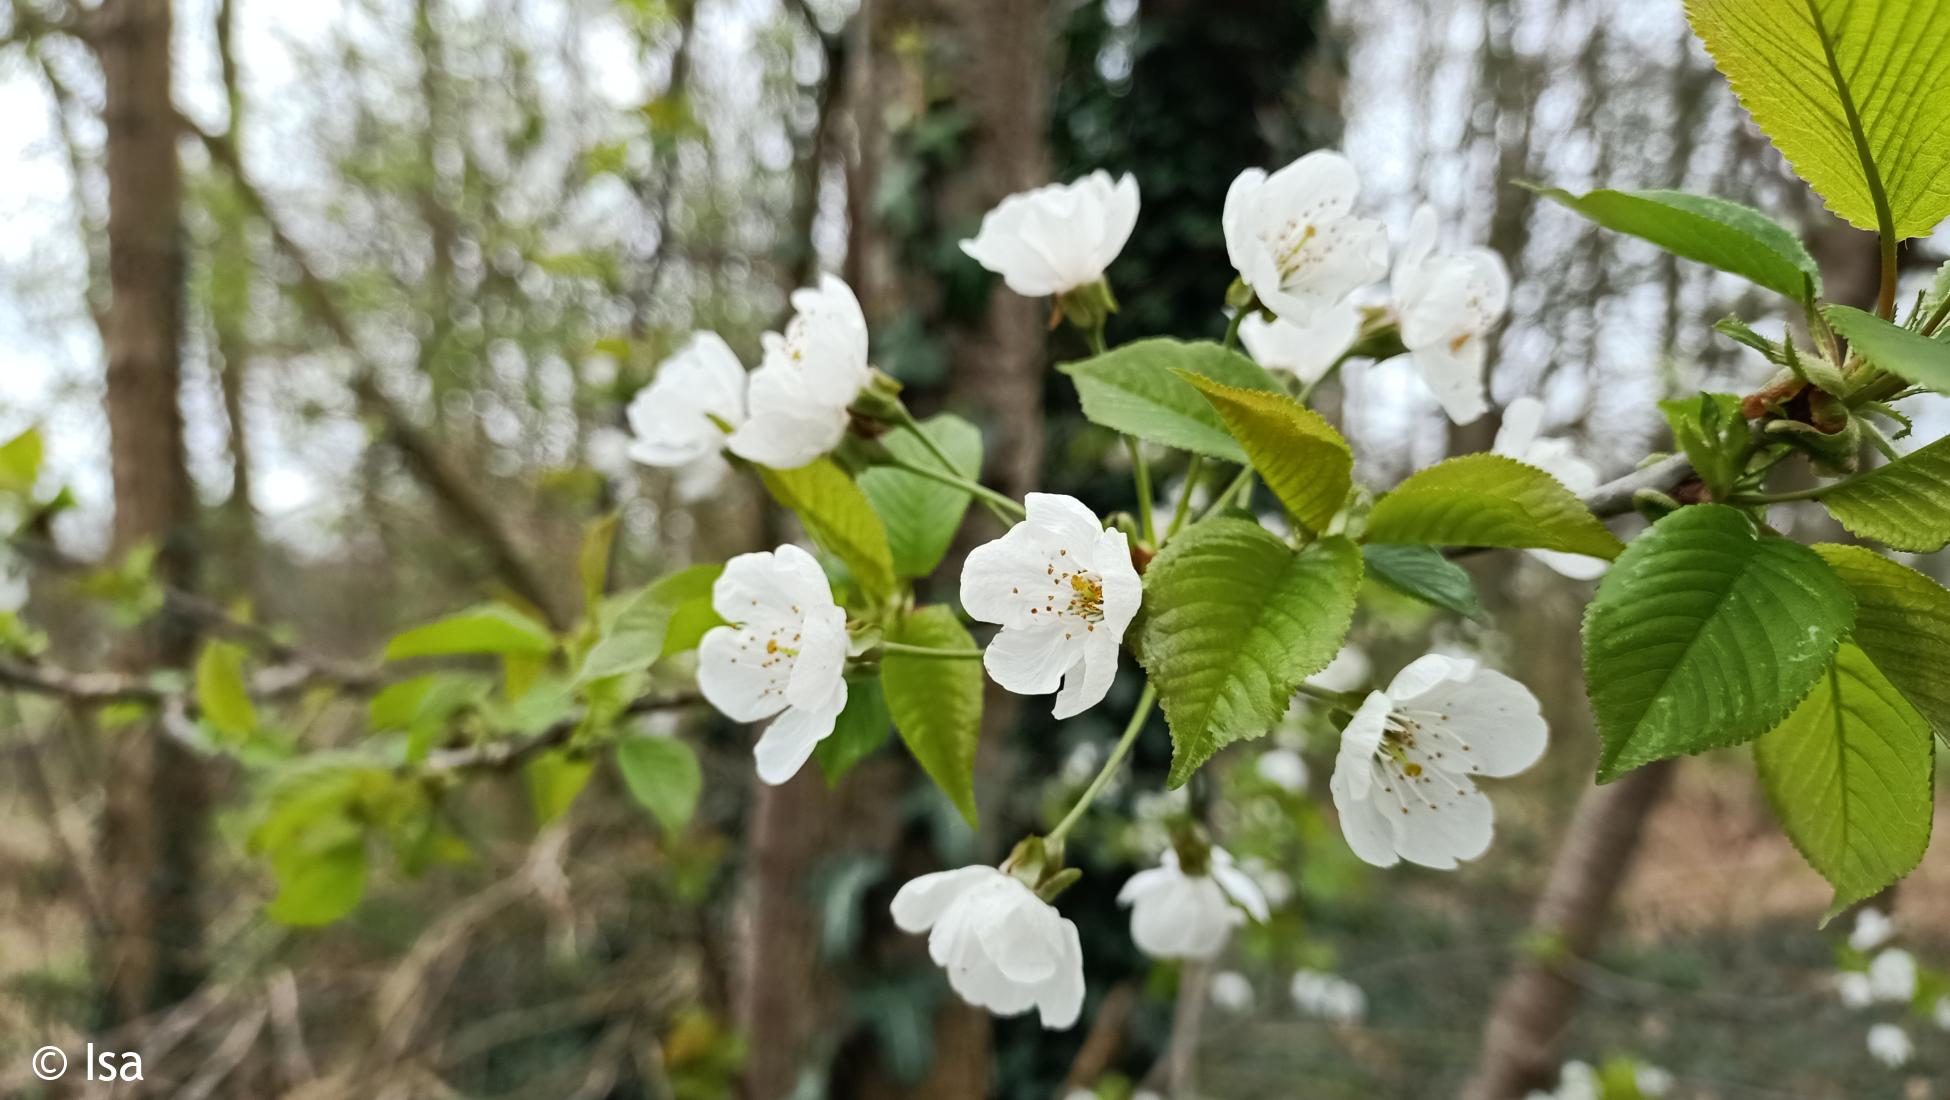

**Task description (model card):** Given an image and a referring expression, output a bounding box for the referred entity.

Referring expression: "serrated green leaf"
[1754,643,1934,911]
[1138,521,1362,787]
[1818,432,1950,552]
[1365,454,1624,559]
[1178,371,1353,534]
[1361,544,1485,620]
[1815,544,1950,735]
[385,604,556,660]
[880,606,982,825]
[526,752,594,826]
[760,458,897,602]
[816,675,892,785]
[1058,338,1283,461]
[859,414,983,577]
[1584,504,1853,780]
[1530,185,1821,300]
[1686,0,1950,240]
[266,840,367,927]
[194,639,257,741]
[1825,304,1950,394]
[580,564,724,683]
[615,734,702,833]
[0,426,43,497]
[369,672,491,763]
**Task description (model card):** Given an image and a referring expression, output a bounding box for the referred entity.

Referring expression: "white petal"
[1401,668,1547,779]
[753,699,841,785]
[1385,653,1473,703]
[1493,397,1545,458]
[1051,634,1119,719]
[697,626,792,723]
[1222,168,1267,278]
[1408,341,1489,426]
[1238,303,1361,385]
[784,604,849,712]
[1379,775,1494,869]
[1333,690,1393,801]
[890,865,998,932]
[1035,919,1087,1029]
[959,528,1057,627]
[1527,548,1609,580]
[1091,526,1142,634]
[979,893,1064,984]
[1330,765,1401,868]
[984,622,1084,698]
[712,545,827,625]
[1211,852,1270,922]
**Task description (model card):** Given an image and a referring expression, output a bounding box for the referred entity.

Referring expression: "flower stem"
[886,456,1026,519]
[1086,323,1109,357]
[894,414,1014,526]
[1196,465,1255,524]
[880,641,985,660]
[1223,309,1245,352]
[1726,465,1879,505]
[1165,455,1203,542]
[1127,437,1156,544]
[1047,683,1158,845]
[1292,679,1365,712]
[1296,353,1351,404]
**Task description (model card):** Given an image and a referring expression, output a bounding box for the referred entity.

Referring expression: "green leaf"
[1814,544,1950,735]
[266,840,368,927]
[526,752,594,826]
[194,640,257,741]
[859,414,983,577]
[1754,643,1935,911]
[1137,521,1362,787]
[880,606,982,825]
[1058,338,1283,462]
[369,673,491,763]
[1364,454,1624,560]
[615,734,702,833]
[1825,304,1950,394]
[760,458,897,602]
[385,604,556,660]
[1361,544,1485,620]
[1178,371,1353,534]
[1583,504,1853,780]
[816,675,892,785]
[0,426,43,497]
[1818,433,1950,552]
[578,512,620,611]
[1660,393,1755,501]
[580,564,724,683]
[1529,185,1821,300]
[1686,0,1950,239]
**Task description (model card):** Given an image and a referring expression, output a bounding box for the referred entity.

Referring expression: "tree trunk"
[94,0,210,1026]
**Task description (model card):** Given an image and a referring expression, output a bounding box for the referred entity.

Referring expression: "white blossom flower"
[1256,748,1310,792]
[1209,970,1256,1012]
[1636,1065,1675,1097]
[1391,205,1509,426]
[1837,971,1875,1009]
[1118,847,1268,960]
[960,171,1140,298]
[890,865,1085,1029]
[626,332,747,467]
[1932,994,1950,1031]
[1328,654,1547,869]
[1528,1061,1600,1100]
[1238,301,1362,386]
[725,275,871,470]
[1239,856,1293,909]
[1867,1022,1912,1068]
[1289,970,1365,1022]
[1849,907,1896,952]
[1493,397,1607,579]
[1868,948,1917,1003]
[1224,151,1388,325]
[697,544,850,785]
[960,493,1141,718]
[1307,644,1372,694]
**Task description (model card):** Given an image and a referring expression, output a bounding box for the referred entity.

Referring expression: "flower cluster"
[1830,908,1948,1070]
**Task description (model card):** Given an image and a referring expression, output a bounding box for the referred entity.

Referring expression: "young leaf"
[1687,0,1950,239]
[1659,393,1754,500]
[195,639,258,741]
[1058,338,1283,462]
[615,734,702,833]
[385,604,556,660]
[1364,454,1624,560]
[1529,186,1821,300]
[880,606,983,825]
[1583,504,1852,780]
[1815,544,1950,735]
[815,675,893,785]
[1137,521,1362,787]
[0,426,43,497]
[1178,372,1353,534]
[1824,304,1950,394]
[859,413,984,578]
[266,839,368,927]
[1754,644,1934,912]
[760,458,897,602]
[578,512,620,611]
[526,752,595,826]
[1361,544,1485,620]
[1817,433,1950,552]
[580,564,724,683]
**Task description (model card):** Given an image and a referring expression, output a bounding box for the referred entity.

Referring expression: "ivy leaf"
[385,604,556,660]
[195,639,258,742]
[816,675,893,785]
[1583,504,1853,781]
[1754,643,1935,913]
[1815,544,1950,735]
[615,734,702,833]
[1361,544,1485,620]
[880,606,982,826]
[1138,521,1362,787]
[760,458,897,603]
[1817,433,1950,552]
[1178,371,1353,534]
[1686,0,1950,239]
[1824,304,1950,394]
[1058,338,1283,462]
[859,414,984,578]
[1529,185,1821,301]
[1364,454,1624,559]
[579,564,724,683]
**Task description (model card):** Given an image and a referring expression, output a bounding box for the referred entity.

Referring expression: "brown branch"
[1581,453,1691,520]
